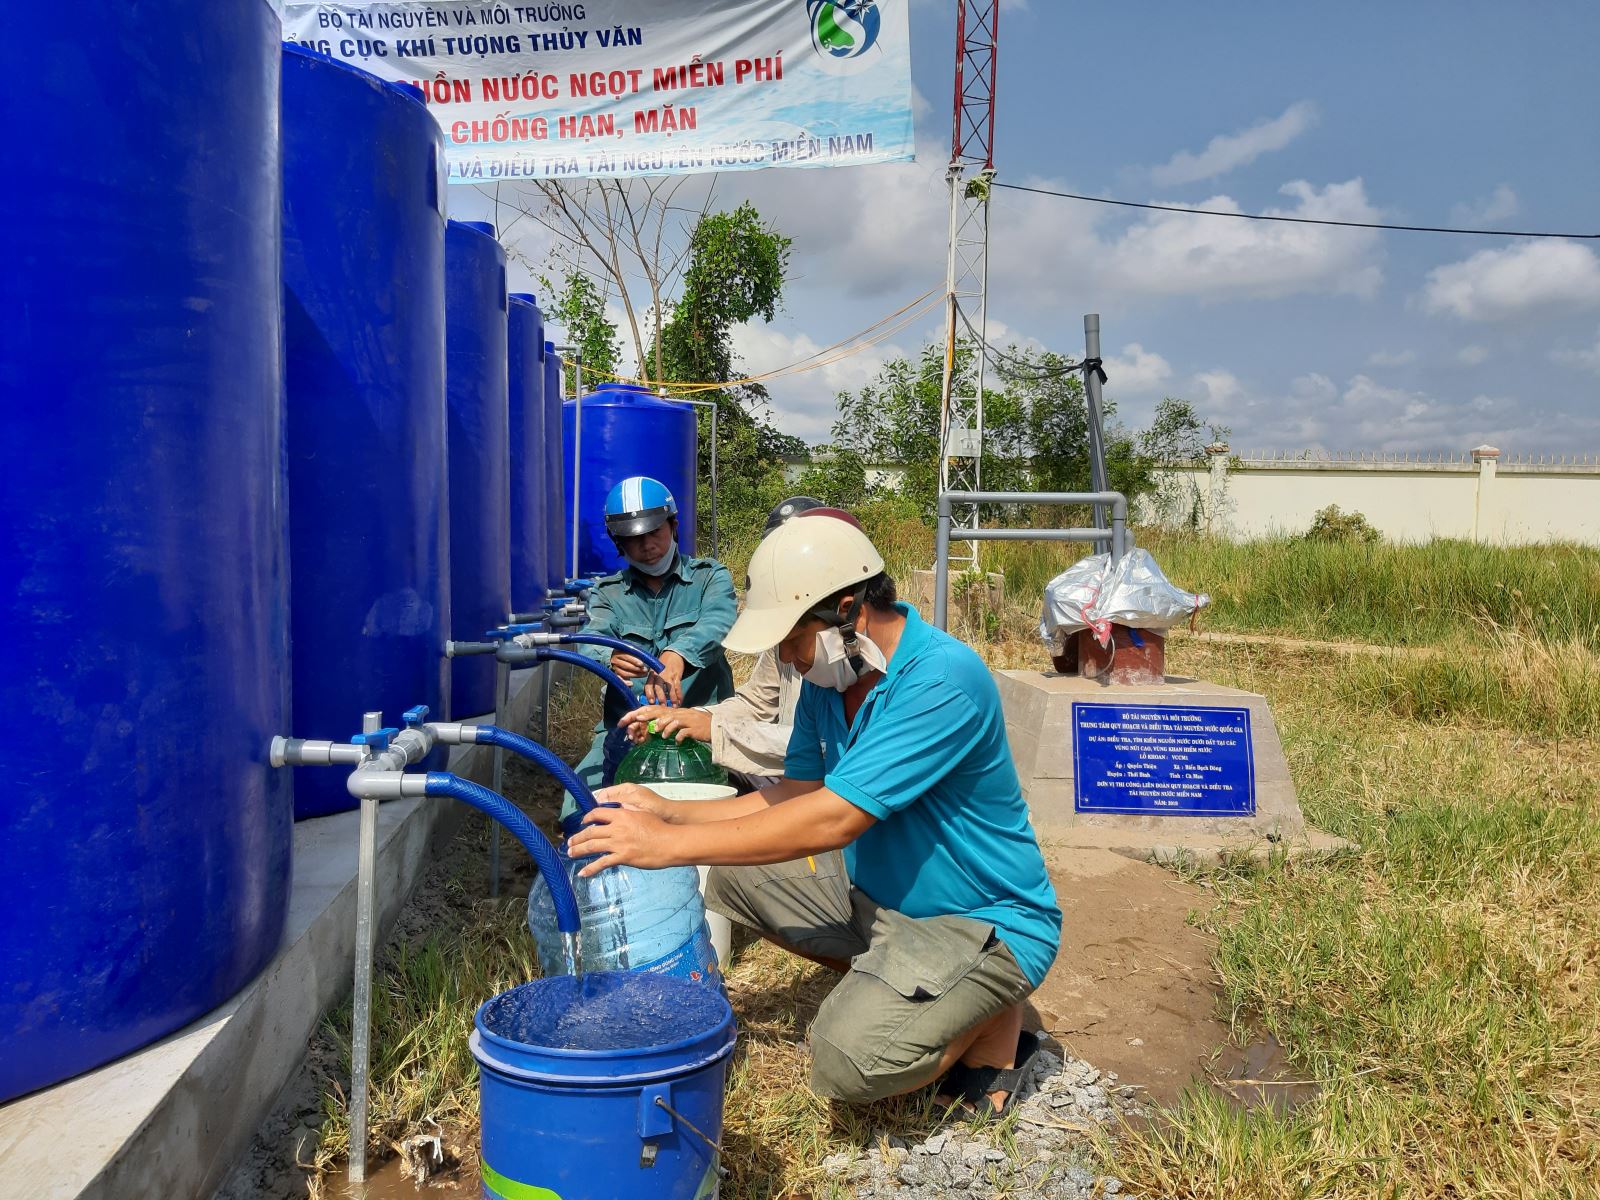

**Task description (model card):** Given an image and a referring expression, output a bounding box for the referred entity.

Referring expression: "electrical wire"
[956,307,1090,381]
[992,182,1599,240]
[579,287,943,393]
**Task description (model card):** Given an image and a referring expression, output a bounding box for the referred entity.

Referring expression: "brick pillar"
[1204,442,1231,536]
[1471,444,1500,543]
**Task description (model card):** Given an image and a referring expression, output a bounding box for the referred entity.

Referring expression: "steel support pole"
[347,709,383,1187]
[569,351,583,583]
[709,402,719,558]
[488,657,511,897]
[1083,315,1110,555]
[934,495,953,631]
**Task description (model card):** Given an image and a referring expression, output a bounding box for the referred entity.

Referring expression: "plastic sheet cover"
[1040,549,1210,649]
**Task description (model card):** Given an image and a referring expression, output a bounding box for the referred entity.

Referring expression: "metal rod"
[931,489,1129,631]
[569,350,583,584]
[1083,315,1110,554]
[348,710,383,1187]
[957,528,1116,541]
[934,497,952,630]
[710,402,719,558]
[489,658,511,898]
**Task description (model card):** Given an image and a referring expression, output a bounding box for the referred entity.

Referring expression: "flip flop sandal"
[936,1028,1041,1118]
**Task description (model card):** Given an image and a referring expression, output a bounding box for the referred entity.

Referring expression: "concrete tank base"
[995,669,1346,863]
[0,667,548,1200]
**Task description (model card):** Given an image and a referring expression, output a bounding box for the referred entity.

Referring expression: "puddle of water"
[1208,1033,1319,1111]
[340,1153,468,1199]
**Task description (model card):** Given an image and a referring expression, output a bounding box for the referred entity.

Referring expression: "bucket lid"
[474,971,735,1085]
[644,782,739,802]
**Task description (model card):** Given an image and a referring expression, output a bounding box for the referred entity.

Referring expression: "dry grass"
[1099,638,1600,1199]
[297,536,1600,1200]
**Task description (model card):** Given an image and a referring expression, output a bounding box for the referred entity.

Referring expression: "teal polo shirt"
[580,551,737,725]
[784,603,1062,986]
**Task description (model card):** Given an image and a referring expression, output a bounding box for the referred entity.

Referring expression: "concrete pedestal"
[996,669,1329,861]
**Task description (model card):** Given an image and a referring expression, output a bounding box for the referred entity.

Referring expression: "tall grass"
[1105,640,1600,1199]
[731,509,1600,652]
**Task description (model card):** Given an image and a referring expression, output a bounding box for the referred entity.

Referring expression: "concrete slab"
[0,667,549,1200]
[997,669,1324,852]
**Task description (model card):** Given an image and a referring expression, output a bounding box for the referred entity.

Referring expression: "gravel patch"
[821,1047,1141,1198]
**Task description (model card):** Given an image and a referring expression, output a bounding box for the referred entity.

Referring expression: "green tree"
[541,270,620,391]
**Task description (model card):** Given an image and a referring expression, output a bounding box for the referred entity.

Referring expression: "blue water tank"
[446,221,510,718]
[544,347,569,591]
[507,294,547,614]
[282,47,449,819]
[0,0,290,1102]
[564,384,698,577]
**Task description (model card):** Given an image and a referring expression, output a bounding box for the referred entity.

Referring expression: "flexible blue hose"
[423,773,580,933]
[474,725,600,814]
[533,647,641,715]
[555,633,666,674]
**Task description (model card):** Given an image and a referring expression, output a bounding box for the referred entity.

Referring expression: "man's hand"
[567,805,683,877]
[646,650,686,705]
[621,704,712,744]
[610,651,649,682]
[591,782,685,821]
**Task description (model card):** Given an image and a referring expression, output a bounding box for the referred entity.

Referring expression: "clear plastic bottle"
[613,721,729,787]
[527,835,721,985]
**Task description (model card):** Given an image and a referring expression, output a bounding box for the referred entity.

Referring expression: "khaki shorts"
[704,851,1033,1103]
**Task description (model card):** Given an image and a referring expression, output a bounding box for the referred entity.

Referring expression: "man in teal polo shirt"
[561,476,736,817]
[570,514,1061,1112]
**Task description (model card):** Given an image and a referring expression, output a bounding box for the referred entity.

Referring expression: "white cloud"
[1553,329,1600,373]
[1450,184,1520,226]
[1421,240,1600,321]
[1192,369,1244,408]
[1367,348,1416,367]
[1099,179,1385,300]
[1148,102,1319,186]
[1457,344,1490,366]
[1289,372,1337,402]
[731,322,906,442]
[1179,366,1600,454]
[1103,343,1172,394]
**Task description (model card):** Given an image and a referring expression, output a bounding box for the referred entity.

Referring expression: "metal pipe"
[934,498,953,630]
[932,489,1130,630]
[488,657,511,897]
[569,350,582,584]
[347,710,382,1187]
[956,528,1117,541]
[1083,314,1110,553]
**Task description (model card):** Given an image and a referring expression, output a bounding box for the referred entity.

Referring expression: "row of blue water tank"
[0,2,698,1104]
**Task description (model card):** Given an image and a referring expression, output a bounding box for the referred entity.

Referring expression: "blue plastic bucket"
[473,972,736,1199]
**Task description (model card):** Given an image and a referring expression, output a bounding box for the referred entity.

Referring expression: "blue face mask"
[627,546,677,577]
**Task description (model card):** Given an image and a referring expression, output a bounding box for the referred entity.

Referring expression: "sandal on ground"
[935,1028,1041,1118]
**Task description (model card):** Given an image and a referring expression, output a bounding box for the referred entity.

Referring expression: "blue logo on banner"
[1073,703,1256,817]
[808,2,882,59]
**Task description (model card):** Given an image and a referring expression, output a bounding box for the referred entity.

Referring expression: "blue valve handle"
[351,727,400,753]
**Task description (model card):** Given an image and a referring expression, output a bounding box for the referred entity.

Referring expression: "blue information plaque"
[1073,703,1256,816]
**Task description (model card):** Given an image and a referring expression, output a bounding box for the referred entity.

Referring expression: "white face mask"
[802,626,887,691]
[626,546,677,578]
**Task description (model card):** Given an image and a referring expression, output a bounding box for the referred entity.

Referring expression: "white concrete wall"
[1142,453,1600,545]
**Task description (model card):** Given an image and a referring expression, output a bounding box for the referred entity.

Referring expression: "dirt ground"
[1029,845,1225,1106]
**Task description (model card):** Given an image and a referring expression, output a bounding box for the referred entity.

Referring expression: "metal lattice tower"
[936,0,999,570]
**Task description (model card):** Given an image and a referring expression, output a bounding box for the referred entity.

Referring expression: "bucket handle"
[640,1086,724,1171]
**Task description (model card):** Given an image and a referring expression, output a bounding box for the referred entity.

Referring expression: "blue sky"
[473,0,1600,454]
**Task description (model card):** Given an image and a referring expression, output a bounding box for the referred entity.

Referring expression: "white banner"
[281,1,915,181]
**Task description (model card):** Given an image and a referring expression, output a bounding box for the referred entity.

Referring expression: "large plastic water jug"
[528,819,721,986]
[615,722,729,787]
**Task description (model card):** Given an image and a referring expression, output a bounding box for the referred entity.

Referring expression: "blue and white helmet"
[604,476,678,539]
